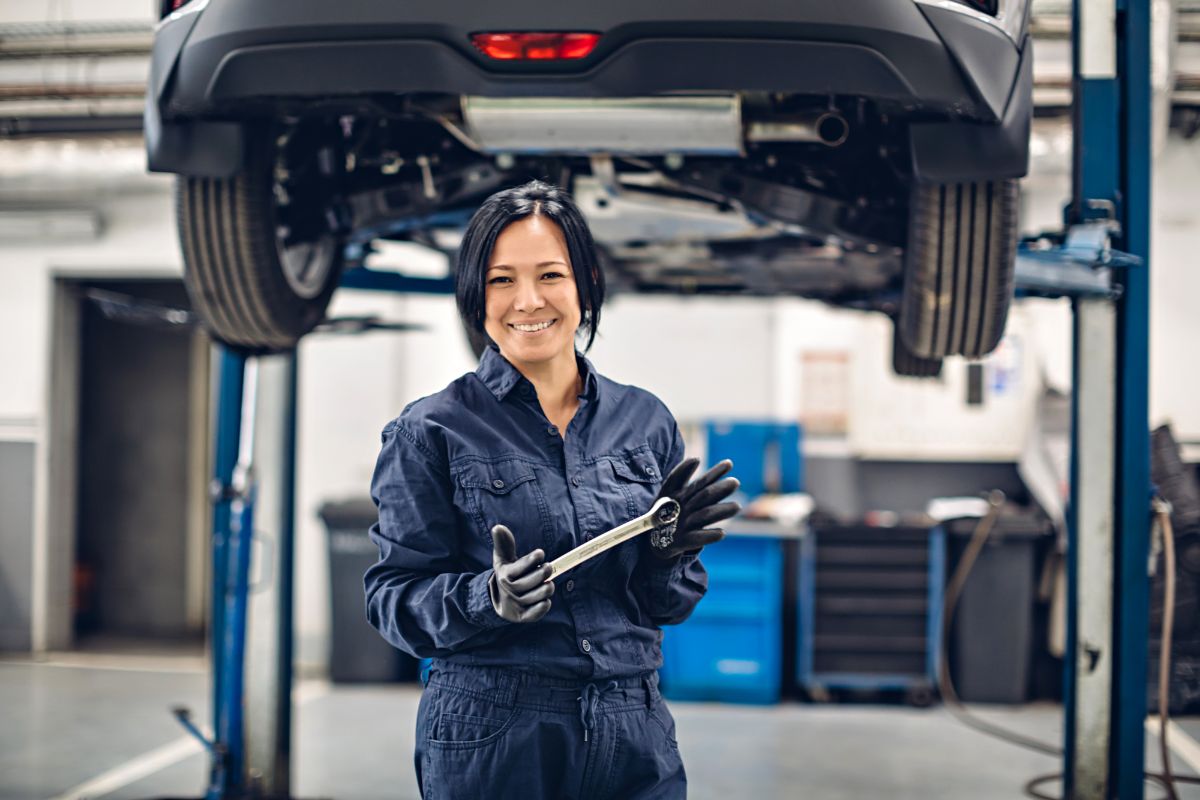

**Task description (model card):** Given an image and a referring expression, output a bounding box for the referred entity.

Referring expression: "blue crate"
[660,535,783,704]
[704,421,803,498]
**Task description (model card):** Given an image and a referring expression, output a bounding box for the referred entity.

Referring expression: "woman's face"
[484,215,582,367]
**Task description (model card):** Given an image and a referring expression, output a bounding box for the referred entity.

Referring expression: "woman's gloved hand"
[649,458,741,560]
[488,524,555,623]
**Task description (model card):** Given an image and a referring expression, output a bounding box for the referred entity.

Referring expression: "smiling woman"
[364,180,742,799]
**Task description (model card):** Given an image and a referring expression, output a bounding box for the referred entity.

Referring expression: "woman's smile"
[509,319,558,335]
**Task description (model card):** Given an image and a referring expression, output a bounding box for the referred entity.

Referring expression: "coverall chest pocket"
[609,449,662,521]
[455,460,554,552]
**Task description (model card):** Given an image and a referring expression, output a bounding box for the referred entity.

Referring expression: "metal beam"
[339,269,455,295]
[244,354,298,796]
[1069,297,1119,797]
[207,349,245,800]
[1112,0,1154,795]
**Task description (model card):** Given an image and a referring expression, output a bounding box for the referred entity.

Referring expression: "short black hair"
[455,180,605,352]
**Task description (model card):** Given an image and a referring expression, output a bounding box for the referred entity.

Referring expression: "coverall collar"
[476,342,599,403]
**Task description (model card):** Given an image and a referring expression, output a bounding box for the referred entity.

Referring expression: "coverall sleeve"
[363,420,510,658]
[633,418,709,626]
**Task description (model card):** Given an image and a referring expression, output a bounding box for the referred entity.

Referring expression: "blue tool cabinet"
[797,524,944,700]
[659,534,784,704]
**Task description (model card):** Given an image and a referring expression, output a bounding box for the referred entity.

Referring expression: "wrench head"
[654,499,681,526]
[650,499,681,551]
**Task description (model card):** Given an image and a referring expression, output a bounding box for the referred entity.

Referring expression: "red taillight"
[471,33,600,61]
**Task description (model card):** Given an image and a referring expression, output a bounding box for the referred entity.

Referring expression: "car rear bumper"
[148,0,1029,178]
[156,0,1022,112]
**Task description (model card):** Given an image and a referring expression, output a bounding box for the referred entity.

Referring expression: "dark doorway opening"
[73,279,209,653]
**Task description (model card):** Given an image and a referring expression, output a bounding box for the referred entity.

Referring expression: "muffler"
[461,96,743,155]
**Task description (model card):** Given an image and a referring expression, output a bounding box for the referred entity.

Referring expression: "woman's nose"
[514,279,546,311]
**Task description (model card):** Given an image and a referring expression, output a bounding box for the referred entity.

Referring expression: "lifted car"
[146,0,1032,371]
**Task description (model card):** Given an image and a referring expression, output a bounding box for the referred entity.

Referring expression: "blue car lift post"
[1012,0,1151,795]
[190,1,1151,797]
[190,275,452,799]
[1061,0,1152,796]
[1009,1,1151,797]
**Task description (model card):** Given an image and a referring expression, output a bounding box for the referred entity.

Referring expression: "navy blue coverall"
[365,343,707,799]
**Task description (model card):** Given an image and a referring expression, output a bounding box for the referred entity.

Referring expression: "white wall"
[0,0,154,24]
[848,309,1045,461]
[0,186,179,422]
[1018,121,1200,437]
[293,289,411,667]
[587,295,778,420]
[0,179,180,653]
[1150,137,1200,439]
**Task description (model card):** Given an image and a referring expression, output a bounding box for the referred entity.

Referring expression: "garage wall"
[1150,137,1200,442]
[3,126,1200,668]
[0,0,153,24]
[0,441,36,650]
[294,288,412,668]
[0,185,181,652]
[1017,123,1200,440]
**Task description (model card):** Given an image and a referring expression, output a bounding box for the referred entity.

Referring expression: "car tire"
[898,180,1018,360]
[176,126,344,352]
[892,322,943,378]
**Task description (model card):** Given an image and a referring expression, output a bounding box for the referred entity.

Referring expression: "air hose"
[936,493,1198,799]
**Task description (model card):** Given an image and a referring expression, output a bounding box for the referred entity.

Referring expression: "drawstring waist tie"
[577,680,620,742]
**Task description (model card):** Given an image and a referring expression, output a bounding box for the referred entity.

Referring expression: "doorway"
[68,278,210,650]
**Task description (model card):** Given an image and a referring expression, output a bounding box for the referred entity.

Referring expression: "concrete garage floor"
[4,656,1200,800]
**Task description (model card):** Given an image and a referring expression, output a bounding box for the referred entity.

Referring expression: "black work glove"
[488,524,555,623]
[648,458,741,560]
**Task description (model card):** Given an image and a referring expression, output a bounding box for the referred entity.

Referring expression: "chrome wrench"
[546,497,681,580]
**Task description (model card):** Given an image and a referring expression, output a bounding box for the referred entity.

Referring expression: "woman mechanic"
[364,180,740,799]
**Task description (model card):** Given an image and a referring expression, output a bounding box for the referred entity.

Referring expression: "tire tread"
[900,179,1018,360]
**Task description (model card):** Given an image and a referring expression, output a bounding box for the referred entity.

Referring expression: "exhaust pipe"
[745,111,849,147]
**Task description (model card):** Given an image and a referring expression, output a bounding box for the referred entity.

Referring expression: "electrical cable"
[936,493,1200,799]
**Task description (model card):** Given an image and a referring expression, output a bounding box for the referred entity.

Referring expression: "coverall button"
[547,426,557,435]
[566,579,575,593]
[571,476,581,487]
[581,638,592,653]
[646,466,657,477]
[492,479,505,489]
[583,531,593,540]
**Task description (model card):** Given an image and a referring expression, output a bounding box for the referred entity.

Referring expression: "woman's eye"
[488,276,511,285]
[542,272,564,279]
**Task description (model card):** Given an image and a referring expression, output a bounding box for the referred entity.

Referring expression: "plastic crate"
[660,535,783,704]
[704,421,802,498]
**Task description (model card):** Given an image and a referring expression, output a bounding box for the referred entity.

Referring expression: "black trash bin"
[319,499,415,683]
[945,510,1050,704]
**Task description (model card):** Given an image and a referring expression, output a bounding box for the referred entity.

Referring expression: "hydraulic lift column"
[1062,0,1153,796]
